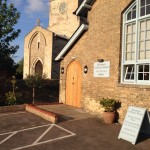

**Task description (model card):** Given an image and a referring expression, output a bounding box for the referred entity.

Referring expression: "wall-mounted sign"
[118,106,150,145]
[94,61,110,77]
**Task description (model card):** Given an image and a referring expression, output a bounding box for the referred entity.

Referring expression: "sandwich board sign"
[118,106,150,145]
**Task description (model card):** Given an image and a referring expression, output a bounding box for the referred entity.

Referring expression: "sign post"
[118,106,150,144]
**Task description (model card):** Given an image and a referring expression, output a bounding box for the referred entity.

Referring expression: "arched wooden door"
[66,61,82,108]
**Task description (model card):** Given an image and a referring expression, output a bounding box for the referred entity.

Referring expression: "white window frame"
[121,0,150,85]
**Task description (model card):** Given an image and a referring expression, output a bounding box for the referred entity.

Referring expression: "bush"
[5,76,21,105]
[100,98,118,112]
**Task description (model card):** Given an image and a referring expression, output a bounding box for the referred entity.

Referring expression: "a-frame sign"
[118,106,150,145]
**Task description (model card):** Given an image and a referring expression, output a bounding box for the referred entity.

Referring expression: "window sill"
[118,83,150,89]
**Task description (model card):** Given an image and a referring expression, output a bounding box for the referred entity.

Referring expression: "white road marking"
[12,134,75,150]
[33,124,54,144]
[0,124,76,150]
[0,124,51,136]
[55,124,76,136]
[0,111,26,117]
[0,131,17,144]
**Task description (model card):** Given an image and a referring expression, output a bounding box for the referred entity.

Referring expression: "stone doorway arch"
[35,60,43,76]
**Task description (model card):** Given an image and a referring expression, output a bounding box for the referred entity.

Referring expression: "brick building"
[55,0,150,122]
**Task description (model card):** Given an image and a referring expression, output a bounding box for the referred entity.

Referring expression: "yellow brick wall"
[59,0,150,123]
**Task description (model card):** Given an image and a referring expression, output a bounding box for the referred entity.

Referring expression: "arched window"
[35,60,43,76]
[122,0,150,84]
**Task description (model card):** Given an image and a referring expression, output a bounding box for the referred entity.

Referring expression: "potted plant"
[100,98,119,124]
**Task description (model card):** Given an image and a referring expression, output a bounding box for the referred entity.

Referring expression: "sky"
[8,0,50,63]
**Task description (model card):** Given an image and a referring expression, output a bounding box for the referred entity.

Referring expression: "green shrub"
[5,76,21,105]
[100,98,118,112]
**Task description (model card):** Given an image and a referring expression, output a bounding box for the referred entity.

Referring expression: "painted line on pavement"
[0,124,76,150]
[0,131,17,145]
[0,124,51,136]
[33,124,54,144]
[0,111,26,117]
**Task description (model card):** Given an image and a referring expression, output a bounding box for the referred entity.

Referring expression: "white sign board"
[118,106,147,145]
[94,61,110,77]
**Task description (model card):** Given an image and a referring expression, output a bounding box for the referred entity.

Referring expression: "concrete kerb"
[0,104,26,113]
[26,104,58,124]
[0,104,58,124]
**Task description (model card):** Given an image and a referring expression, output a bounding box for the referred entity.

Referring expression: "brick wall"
[59,0,150,123]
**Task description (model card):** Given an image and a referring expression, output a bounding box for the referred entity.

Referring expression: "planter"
[103,111,116,124]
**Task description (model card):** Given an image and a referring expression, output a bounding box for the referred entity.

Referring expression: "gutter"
[76,0,96,16]
[55,24,89,61]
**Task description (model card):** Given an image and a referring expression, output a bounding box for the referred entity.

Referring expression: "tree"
[15,58,23,79]
[25,75,43,105]
[0,0,21,78]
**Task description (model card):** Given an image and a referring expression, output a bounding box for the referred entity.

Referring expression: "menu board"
[118,106,147,145]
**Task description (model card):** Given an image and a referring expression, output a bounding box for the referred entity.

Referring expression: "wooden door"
[66,61,82,108]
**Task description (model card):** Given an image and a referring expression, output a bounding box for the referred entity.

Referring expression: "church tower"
[48,0,80,38]
[23,0,80,79]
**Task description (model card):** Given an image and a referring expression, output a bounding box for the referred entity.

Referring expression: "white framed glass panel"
[127,34,132,42]
[146,30,150,39]
[127,24,132,33]
[124,65,135,80]
[141,0,146,6]
[146,40,150,49]
[132,43,135,50]
[127,6,136,21]
[146,0,150,5]
[132,52,135,60]
[146,5,150,15]
[140,31,145,40]
[140,21,145,30]
[147,19,150,29]
[122,0,150,84]
[139,41,145,50]
[138,64,149,81]
[125,23,136,61]
[126,52,131,60]
[146,50,150,58]
[139,51,145,59]
[126,43,131,51]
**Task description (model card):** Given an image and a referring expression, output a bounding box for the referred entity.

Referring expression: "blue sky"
[8,0,50,63]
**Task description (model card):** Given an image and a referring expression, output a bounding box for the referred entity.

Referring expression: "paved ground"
[37,104,93,122]
[0,105,150,150]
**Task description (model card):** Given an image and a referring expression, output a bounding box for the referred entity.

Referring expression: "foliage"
[5,76,21,105]
[15,58,23,79]
[0,0,21,78]
[0,56,17,79]
[100,98,119,112]
[24,74,43,104]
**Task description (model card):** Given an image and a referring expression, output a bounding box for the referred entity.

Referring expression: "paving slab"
[37,104,93,122]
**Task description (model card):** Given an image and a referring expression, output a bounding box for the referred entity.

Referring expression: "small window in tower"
[38,42,40,49]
